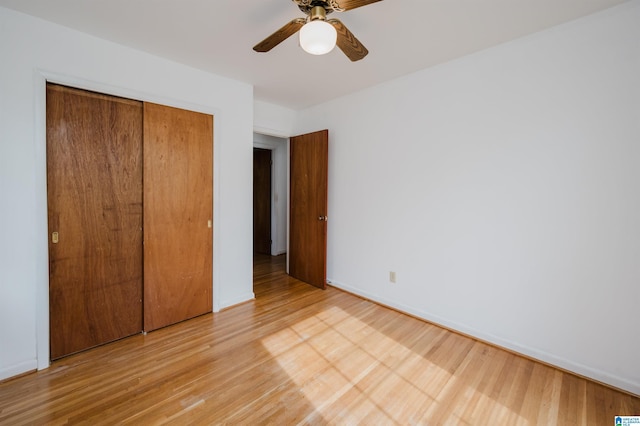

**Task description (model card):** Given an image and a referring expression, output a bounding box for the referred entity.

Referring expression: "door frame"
[253,128,327,279]
[33,70,221,370]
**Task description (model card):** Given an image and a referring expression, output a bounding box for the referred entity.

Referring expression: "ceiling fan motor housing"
[297,1,336,15]
[309,6,328,21]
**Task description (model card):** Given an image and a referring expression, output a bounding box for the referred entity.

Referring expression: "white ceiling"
[0,0,628,109]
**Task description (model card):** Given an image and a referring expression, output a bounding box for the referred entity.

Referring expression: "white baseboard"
[0,359,37,382]
[218,292,255,311]
[328,278,640,397]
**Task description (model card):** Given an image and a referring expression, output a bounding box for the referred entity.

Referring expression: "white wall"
[0,7,254,380]
[295,1,640,395]
[253,133,288,255]
[254,100,296,138]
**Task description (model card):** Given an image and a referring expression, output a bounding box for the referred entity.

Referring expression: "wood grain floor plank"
[1,254,638,424]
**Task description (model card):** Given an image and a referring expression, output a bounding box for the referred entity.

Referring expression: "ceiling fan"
[253,0,383,61]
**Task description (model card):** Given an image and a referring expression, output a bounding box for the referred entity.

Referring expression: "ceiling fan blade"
[331,0,382,12]
[328,19,368,61]
[253,18,306,53]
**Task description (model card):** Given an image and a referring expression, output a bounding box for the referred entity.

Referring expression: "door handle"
[52,231,59,244]
[318,216,328,221]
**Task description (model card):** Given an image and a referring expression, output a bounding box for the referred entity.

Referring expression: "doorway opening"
[252,133,288,258]
[252,129,328,293]
[253,133,288,293]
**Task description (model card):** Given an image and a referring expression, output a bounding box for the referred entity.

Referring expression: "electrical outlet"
[389,271,396,283]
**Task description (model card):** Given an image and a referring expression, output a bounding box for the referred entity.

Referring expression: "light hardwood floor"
[1,254,638,425]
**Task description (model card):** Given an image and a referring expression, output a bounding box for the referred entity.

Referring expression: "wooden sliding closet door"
[143,103,213,331]
[47,84,143,359]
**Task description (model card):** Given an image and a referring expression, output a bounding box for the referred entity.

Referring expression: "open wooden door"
[289,130,328,289]
[47,84,143,359]
[143,103,213,331]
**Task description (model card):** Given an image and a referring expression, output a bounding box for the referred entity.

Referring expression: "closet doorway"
[47,84,213,359]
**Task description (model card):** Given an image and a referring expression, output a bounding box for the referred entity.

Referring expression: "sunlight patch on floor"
[261,305,530,424]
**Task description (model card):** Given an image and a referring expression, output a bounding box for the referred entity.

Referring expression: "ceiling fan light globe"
[299,20,337,55]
